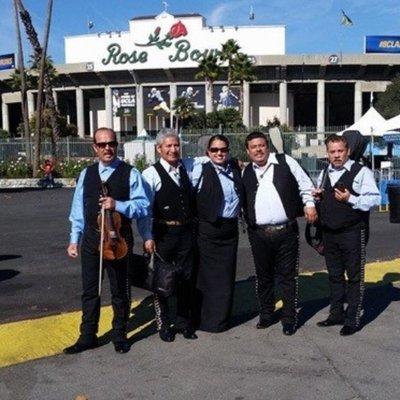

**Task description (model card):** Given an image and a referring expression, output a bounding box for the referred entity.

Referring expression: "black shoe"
[317,317,345,327]
[113,340,130,354]
[340,326,358,336]
[159,328,175,342]
[256,319,274,329]
[63,338,98,355]
[282,324,296,336]
[174,327,198,340]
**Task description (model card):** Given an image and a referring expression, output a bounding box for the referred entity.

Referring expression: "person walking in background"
[42,159,55,188]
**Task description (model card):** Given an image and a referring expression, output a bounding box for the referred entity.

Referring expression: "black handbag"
[152,252,180,298]
[129,252,179,297]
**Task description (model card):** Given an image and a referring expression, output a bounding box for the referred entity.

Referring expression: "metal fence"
[0,132,396,177]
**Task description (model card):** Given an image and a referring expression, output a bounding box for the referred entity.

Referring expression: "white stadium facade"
[0,11,399,137]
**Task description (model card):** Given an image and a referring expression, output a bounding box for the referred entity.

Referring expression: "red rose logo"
[169,21,187,39]
[154,26,161,36]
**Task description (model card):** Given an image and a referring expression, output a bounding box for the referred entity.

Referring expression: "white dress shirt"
[253,153,315,225]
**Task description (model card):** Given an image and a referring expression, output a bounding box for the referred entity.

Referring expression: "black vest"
[82,161,133,252]
[153,161,193,222]
[319,162,369,230]
[196,160,243,223]
[242,154,304,227]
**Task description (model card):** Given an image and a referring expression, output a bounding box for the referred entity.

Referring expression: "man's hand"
[304,206,318,224]
[334,188,350,203]
[143,240,156,254]
[312,188,324,201]
[67,243,79,258]
[99,196,116,210]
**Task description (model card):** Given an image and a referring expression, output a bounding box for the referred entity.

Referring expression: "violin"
[97,182,128,261]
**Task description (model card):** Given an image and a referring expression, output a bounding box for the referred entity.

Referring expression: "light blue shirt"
[192,161,240,218]
[137,157,208,241]
[317,159,381,212]
[69,158,150,244]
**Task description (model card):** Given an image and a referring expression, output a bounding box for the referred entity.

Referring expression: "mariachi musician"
[314,134,380,335]
[65,127,149,354]
[193,134,243,333]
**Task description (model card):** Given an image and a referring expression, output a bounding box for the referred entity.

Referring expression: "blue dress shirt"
[69,158,150,244]
[317,159,381,211]
[192,161,240,218]
[137,157,208,241]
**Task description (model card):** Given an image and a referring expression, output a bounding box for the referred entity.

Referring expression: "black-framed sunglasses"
[209,146,229,153]
[95,141,118,149]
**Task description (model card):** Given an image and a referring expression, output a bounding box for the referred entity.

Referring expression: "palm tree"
[220,39,241,91]
[195,54,222,112]
[231,53,256,116]
[13,0,31,160]
[16,0,60,163]
[33,0,53,177]
[172,96,195,131]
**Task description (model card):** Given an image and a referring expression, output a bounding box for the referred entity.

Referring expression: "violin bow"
[98,181,107,296]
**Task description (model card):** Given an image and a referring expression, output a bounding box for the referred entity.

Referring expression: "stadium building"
[0,11,399,137]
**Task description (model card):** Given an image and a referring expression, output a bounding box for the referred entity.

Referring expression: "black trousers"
[80,249,130,343]
[322,223,367,327]
[153,223,194,331]
[195,218,238,333]
[248,222,299,325]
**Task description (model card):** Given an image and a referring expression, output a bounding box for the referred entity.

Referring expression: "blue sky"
[1,0,399,64]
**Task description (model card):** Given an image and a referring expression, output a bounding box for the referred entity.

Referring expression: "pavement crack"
[300,329,367,400]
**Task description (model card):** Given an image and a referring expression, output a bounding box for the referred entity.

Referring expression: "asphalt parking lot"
[1,188,400,400]
[0,188,398,323]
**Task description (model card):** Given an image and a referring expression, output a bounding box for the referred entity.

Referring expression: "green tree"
[220,39,240,91]
[231,53,256,115]
[376,76,400,119]
[195,54,222,112]
[172,96,195,131]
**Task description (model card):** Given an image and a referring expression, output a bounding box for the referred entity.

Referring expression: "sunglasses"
[209,147,229,153]
[95,141,118,149]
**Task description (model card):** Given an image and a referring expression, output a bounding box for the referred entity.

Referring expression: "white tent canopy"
[383,114,400,132]
[338,106,387,136]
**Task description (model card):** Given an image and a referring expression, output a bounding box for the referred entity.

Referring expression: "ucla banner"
[0,53,15,70]
[365,36,400,54]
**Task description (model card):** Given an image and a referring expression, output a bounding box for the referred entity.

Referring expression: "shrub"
[57,158,92,179]
[132,154,149,172]
[0,158,33,178]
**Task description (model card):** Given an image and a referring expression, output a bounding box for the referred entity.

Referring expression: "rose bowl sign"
[65,13,285,71]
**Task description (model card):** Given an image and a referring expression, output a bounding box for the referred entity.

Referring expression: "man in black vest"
[138,128,198,342]
[314,135,380,335]
[65,128,149,354]
[242,132,317,336]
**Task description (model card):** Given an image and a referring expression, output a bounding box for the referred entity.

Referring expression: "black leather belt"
[256,220,296,233]
[156,219,191,226]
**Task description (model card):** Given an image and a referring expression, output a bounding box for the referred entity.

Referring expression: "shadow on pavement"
[0,255,22,262]
[231,272,400,331]
[97,296,156,347]
[96,271,400,347]
[0,269,21,282]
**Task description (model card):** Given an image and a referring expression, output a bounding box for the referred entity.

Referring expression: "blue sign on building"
[365,36,400,54]
[0,53,15,70]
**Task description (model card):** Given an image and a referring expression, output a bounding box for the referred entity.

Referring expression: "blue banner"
[0,53,15,70]
[365,36,400,54]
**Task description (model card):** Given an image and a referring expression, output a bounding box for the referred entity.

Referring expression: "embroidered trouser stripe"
[355,227,366,327]
[323,224,365,327]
